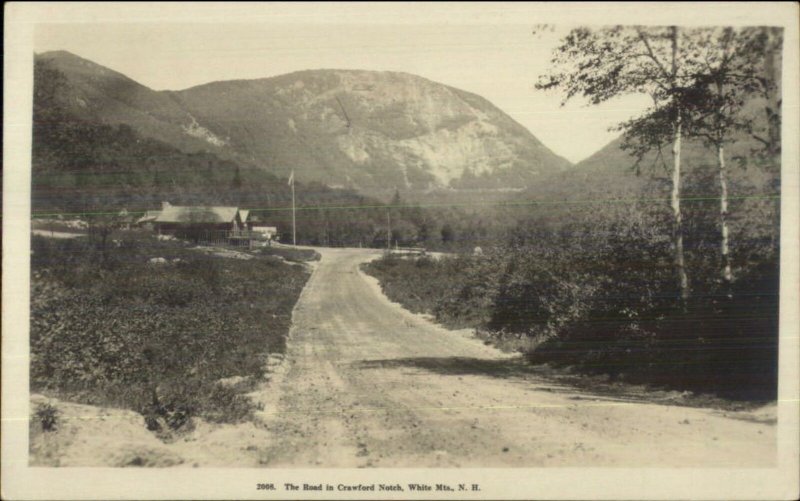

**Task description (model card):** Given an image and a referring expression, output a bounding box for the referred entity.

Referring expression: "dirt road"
[254,248,776,467]
[29,247,776,467]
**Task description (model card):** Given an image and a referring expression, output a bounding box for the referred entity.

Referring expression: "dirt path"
[31,229,86,239]
[254,248,776,467]
[31,247,776,467]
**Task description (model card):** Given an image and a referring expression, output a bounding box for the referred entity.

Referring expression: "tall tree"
[678,27,780,290]
[748,27,783,162]
[537,26,697,301]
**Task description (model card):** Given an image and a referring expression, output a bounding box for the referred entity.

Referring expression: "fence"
[174,229,259,248]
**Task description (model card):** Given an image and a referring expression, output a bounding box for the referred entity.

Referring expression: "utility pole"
[387,211,391,251]
[288,170,296,246]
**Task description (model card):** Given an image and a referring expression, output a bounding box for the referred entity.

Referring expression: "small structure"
[246,212,279,245]
[252,225,279,241]
[390,246,427,257]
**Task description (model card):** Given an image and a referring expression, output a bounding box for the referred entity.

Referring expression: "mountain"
[32,54,528,249]
[35,51,572,200]
[507,135,779,224]
[35,51,213,155]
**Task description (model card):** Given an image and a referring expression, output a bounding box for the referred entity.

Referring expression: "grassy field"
[30,230,310,433]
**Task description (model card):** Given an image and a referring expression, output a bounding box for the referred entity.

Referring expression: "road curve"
[257,247,775,467]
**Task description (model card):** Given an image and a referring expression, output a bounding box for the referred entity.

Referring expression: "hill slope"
[35,51,572,199]
[509,102,780,207]
[35,51,215,155]
[32,56,398,247]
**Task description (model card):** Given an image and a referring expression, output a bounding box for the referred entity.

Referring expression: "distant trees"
[440,223,456,244]
[86,209,129,262]
[231,166,243,189]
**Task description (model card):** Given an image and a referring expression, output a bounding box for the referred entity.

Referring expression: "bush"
[34,402,60,432]
[363,253,496,329]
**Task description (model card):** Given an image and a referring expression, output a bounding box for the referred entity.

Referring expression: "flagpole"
[291,172,297,247]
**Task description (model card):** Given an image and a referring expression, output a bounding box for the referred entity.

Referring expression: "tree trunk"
[718,144,733,294]
[669,26,690,305]
[672,116,690,303]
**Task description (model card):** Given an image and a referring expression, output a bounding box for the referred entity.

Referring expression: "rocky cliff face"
[36,51,572,198]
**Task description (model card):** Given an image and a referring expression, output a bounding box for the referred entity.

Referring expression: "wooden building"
[152,202,253,246]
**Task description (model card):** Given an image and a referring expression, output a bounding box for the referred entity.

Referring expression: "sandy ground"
[30,247,776,467]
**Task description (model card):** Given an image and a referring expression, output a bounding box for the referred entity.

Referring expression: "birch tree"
[678,27,776,290]
[748,28,783,162]
[537,26,696,301]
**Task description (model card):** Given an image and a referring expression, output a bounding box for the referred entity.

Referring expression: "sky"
[34,21,651,164]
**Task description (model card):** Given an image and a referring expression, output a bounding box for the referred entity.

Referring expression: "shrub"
[34,402,60,432]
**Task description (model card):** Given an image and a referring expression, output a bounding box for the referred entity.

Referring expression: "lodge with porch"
[138,202,275,247]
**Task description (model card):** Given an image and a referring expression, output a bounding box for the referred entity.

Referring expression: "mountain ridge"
[35,50,572,200]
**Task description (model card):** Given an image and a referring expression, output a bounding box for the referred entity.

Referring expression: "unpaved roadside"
[31,229,86,239]
[255,248,776,467]
[30,247,776,467]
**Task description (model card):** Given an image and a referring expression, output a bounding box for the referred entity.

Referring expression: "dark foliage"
[363,168,779,401]
[30,232,310,428]
[34,402,61,432]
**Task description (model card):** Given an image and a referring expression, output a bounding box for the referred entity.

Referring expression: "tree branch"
[637,29,672,82]
[750,133,771,147]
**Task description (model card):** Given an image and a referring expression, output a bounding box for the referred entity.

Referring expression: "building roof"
[136,210,162,224]
[239,209,250,222]
[155,205,239,224]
